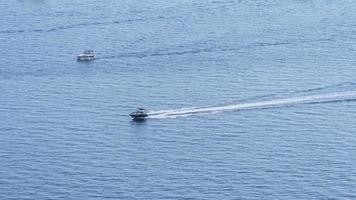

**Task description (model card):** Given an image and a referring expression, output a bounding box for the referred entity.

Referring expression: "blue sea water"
[1,0,356,199]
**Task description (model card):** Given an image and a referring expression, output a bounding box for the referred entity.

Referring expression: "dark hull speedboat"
[129,108,148,120]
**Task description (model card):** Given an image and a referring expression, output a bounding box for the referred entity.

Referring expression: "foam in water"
[148,91,356,119]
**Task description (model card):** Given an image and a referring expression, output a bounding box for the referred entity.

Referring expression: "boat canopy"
[83,50,94,54]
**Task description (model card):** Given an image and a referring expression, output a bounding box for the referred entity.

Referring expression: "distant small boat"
[129,108,148,120]
[77,50,95,61]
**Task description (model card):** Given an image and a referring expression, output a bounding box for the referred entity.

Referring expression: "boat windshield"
[84,50,94,54]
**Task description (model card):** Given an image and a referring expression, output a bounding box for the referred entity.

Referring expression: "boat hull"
[129,113,148,120]
[77,56,95,61]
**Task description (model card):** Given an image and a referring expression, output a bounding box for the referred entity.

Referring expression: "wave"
[291,81,356,94]
[100,38,333,60]
[0,18,147,35]
[148,91,356,119]
[0,15,179,35]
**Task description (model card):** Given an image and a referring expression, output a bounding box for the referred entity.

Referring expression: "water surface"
[1,0,356,199]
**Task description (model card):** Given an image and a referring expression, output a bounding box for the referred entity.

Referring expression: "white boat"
[77,50,95,61]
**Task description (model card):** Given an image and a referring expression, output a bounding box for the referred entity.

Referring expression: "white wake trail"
[148,91,356,119]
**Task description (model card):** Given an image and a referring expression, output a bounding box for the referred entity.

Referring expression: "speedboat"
[129,108,148,120]
[77,50,95,61]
